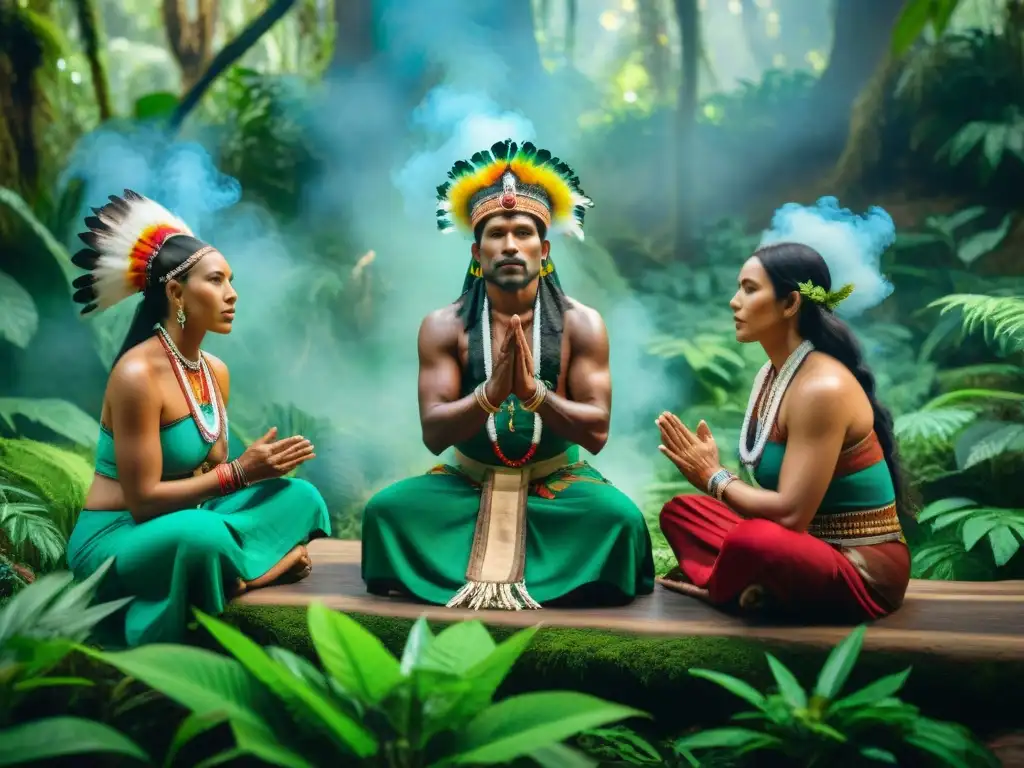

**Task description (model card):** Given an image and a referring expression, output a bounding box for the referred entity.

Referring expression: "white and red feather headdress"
[71,189,200,315]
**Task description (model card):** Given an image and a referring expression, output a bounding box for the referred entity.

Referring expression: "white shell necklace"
[482,290,543,452]
[155,324,222,444]
[738,339,814,469]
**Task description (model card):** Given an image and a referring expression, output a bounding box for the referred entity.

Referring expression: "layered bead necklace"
[482,291,542,468]
[738,340,814,470]
[155,325,223,445]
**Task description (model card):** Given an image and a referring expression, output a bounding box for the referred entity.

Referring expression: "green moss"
[222,604,1022,738]
[0,437,93,539]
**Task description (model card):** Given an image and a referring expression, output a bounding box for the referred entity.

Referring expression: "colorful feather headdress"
[436,139,594,240]
[70,189,211,315]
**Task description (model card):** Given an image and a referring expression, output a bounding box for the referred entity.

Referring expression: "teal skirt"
[66,478,331,647]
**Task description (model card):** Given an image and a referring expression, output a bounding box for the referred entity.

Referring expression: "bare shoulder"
[419,303,462,348]
[788,353,856,419]
[563,296,607,347]
[109,342,158,392]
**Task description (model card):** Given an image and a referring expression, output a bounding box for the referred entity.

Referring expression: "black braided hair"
[755,242,916,521]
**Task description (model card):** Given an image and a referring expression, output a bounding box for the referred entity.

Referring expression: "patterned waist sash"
[446,449,570,611]
[808,504,903,547]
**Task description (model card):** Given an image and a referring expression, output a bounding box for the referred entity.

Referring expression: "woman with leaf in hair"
[65,190,330,647]
[656,198,912,622]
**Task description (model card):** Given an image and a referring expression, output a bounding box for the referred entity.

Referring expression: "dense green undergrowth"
[220,603,1022,739]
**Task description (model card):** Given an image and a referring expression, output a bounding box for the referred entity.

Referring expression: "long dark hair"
[112,234,208,367]
[755,242,915,519]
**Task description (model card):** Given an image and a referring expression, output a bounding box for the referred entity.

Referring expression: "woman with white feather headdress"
[65,189,331,647]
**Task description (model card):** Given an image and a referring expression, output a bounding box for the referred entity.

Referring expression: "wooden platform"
[236,539,1024,661]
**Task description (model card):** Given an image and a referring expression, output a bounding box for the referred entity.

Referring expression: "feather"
[70,190,194,314]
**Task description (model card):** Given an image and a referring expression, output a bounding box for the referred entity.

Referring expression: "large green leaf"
[400,615,435,675]
[987,525,1021,567]
[194,610,377,758]
[0,716,149,766]
[956,214,1012,266]
[0,270,38,349]
[828,668,912,715]
[85,644,283,739]
[0,559,126,648]
[688,668,768,710]
[418,624,539,743]
[529,743,598,767]
[163,711,230,768]
[0,187,78,285]
[439,691,646,766]
[135,91,179,120]
[224,719,316,768]
[812,625,866,700]
[0,398,101,449]
[890,0,948,56]
[764,654,806,710]
[306,601,402,704]
[674,726,783,752]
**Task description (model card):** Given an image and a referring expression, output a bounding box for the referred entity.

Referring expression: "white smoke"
[758,196,896,318]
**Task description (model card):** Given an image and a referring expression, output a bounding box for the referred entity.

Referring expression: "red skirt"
[659,494,910,621]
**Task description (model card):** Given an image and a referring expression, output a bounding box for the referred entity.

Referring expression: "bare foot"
[738,584,766,612]
[234,544,312,596]
[657,576,712,601]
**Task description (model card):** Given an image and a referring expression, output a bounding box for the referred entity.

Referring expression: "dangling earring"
[176,303,186,329]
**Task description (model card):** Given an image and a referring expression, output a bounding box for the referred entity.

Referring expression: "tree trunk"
[801,0,906,158]
[73,0,112,121]
[171,0,297,131]
[673,0,699,259]
[826,52,901,194]
[163,0,218,93]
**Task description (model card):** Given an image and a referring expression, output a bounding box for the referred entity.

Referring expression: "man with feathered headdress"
[360,139,655,610]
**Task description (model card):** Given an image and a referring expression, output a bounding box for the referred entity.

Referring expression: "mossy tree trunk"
[827,52,902,194]
[801,0,906,161]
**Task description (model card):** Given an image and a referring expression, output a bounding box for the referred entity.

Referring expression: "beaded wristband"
[714,474,737,501]
[521,380,548,412]
[706,468,737,501]
[474,381,501,414]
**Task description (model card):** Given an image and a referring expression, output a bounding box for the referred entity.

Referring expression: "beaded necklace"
[481,291,542,468]
[738,340,814,470]
[155,325,223,445]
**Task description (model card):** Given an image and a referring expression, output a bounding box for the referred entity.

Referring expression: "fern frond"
[0,500,65,567]
[960,423,1024,468]
[922,387,1024,410]
[929,293,1024,354]
[894,408,976,443]
[918,497,1024,568]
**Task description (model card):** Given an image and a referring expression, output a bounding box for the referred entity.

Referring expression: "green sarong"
[360,395,655,608]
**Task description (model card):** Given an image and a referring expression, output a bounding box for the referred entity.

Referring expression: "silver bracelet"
[706,468,737,500]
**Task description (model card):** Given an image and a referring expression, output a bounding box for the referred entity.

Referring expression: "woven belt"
[445,450,571,611]
[808,504,903,547]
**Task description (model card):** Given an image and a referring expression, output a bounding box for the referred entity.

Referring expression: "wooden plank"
[235,539,1024,661]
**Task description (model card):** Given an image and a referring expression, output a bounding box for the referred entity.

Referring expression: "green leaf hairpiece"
[798,280,854,311]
